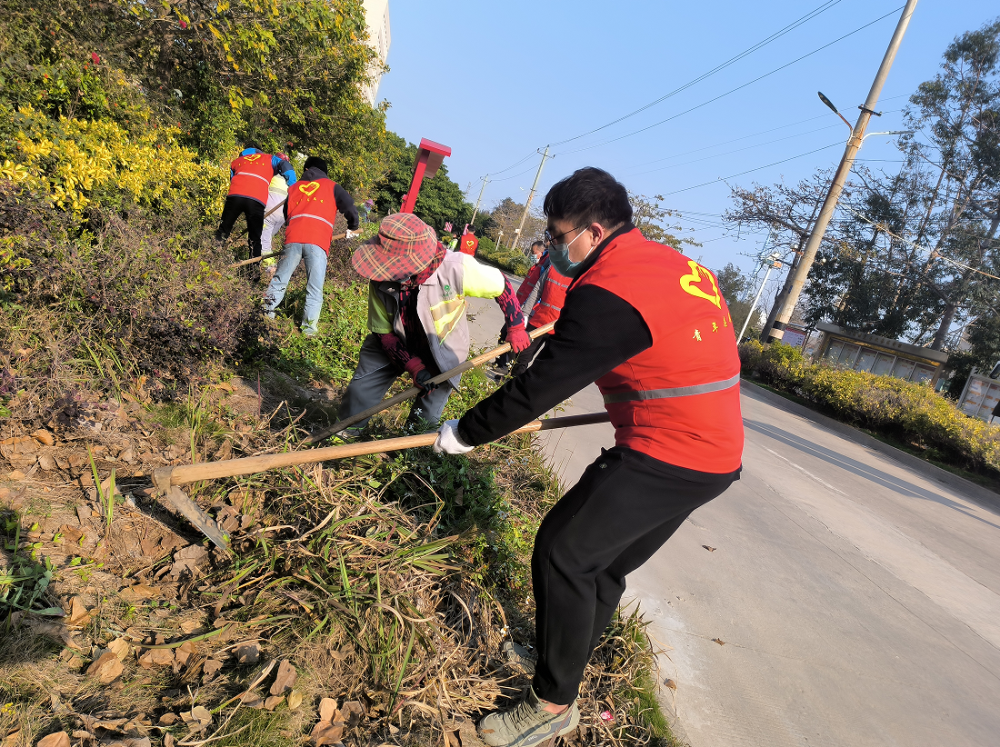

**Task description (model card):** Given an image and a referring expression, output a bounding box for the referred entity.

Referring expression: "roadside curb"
[741,378,1000,514]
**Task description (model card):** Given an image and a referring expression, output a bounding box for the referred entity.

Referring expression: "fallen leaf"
[86,651,124,683]
[125,739,151,747]
[70,731,92,740]
[67,597,91,627]
[287,690,303,710]
[664,678,677,690]
[8,470,25,480]
[32,429,55,446]
[164,735,176,747]
[202,658,224,678]
[240,695,264,709]
[191,706,212,726]
[180,619,200,634]
[236,643,260,666]
[263,696,284,711]
[342,701,364,728]
[138,648,174,668]
[175,641,196,667]
[269,659,297,696]
[318,698,338,723]
[108,638,131,661]
[158,713,179,725]
[57,525,84,545]
[310,722,344,746]
[37,733,70,747]
[37,454,57,471]
[702,545,716,552]
[119,583,160,602]
[712,638,726,646]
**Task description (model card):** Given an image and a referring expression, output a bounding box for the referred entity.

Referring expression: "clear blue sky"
[376,0,996,278]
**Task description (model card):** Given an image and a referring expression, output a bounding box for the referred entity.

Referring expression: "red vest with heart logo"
[228,152,274,203]
[285,178,338,251]
[574,228,743,472]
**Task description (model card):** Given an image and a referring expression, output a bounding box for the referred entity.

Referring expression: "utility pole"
[764,0,918,344]
[471,176,489,225]
[511,146,552,254]
[740,253,782,343]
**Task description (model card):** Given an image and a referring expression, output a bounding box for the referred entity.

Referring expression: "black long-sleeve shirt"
[458,283,653,446]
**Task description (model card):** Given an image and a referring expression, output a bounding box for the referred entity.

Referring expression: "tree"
[484,197,545,251]
[629,193,701,250]
[371,132,472,231]
[714,263,761,339]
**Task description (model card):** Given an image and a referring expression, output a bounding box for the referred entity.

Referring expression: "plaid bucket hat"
[352,213,442,281]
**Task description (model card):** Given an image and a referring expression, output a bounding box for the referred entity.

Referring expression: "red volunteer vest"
[529,265,571,331]
[228,153,274,203]
[285,178,338,251]
[459,233,478,256]
[575,228,744,473]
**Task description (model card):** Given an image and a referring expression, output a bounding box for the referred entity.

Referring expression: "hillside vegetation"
[0,3,672,746]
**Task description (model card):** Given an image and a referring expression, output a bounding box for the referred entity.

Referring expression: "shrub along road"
[466,293,1000,747]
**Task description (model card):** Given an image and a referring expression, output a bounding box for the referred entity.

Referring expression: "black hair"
[243,142,262,152]
[530,240,545,249]
[543,167,632,230]
[304,156,328,174]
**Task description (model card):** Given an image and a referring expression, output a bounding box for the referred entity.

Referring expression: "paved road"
[466,295,1000,747]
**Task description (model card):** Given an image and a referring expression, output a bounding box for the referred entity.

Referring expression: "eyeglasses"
[544,226,586,246]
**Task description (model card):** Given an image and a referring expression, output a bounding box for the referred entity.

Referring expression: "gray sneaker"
[502,640,537,676]
[477,687,579,746]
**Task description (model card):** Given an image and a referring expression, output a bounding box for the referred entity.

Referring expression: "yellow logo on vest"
[299,181,320,197]
[679,261,721,309]
[244,153,263,162]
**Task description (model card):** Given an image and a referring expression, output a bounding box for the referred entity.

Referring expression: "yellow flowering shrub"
[741,341,1000,474]
[1,105,227,218]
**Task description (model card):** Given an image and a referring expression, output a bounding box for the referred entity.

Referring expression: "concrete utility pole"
[511,146,551,254]
[764,0,918,343]
[471,176,489,225]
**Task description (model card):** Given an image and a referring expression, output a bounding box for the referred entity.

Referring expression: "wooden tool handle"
[229,233,349,269]
[303,321,556,445]
[157,411,609,487]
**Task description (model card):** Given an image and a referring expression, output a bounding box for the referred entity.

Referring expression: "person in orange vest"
[509,243,571,378]
[458,226,478,256]
[432,168,743,746]
[263,156,359,336]
[215,144,297,263]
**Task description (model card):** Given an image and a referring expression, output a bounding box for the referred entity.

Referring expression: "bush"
[741,342,1000,475]
[475,235,531,276]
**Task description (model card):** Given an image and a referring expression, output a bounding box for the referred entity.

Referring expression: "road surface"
[466,295,1000,747]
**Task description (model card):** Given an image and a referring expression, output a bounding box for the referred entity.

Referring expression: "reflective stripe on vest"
[602,373,740,404]
[242,172,271,184]
[289,213,335,228]
[428,295,467,342]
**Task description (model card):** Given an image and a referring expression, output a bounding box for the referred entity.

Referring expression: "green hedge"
[740,340,1000,475]
[474,236,531,276]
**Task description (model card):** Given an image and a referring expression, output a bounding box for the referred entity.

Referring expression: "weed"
[86,446,115,529]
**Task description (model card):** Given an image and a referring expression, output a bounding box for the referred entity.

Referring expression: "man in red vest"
[215,144,297,263]
[458,226,478,256]
[263,156,359,336]
[433,168,744,746]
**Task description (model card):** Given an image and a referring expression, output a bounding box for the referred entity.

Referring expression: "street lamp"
[739,251,783,344]
[818,91,854,133]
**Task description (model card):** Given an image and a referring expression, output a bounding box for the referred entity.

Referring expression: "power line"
[556,5,905,157]
[660,141,844,196]
[548,0,845,148]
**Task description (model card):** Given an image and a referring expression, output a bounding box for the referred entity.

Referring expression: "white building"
[362,0,391,106]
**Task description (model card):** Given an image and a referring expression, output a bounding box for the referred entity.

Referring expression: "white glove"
[346,229,359,239]
[433,419,475,455]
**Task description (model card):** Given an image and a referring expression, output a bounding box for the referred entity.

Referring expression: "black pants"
[215,195,265,259]
[510,324,547,377]
[531,445,739,704]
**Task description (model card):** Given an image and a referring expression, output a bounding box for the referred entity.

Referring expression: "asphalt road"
[466,294,1000,747]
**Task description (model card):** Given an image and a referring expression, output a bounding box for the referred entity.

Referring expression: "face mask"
[548,229,594,278]
[531,255,540,265]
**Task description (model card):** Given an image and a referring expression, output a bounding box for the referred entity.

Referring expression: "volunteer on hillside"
[434,168,744,747]
[337,213,530,432]
[263,156,359,336]
[215,144,297,263]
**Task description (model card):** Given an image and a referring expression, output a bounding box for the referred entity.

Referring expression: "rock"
[664,678,677,690]
[269,659,297,696]
[0,487,9,501]
[235,643,260,666]
[36,732,70,747]
[263,696,284,711]
[32,429,55,446]
[86,651,124,683]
